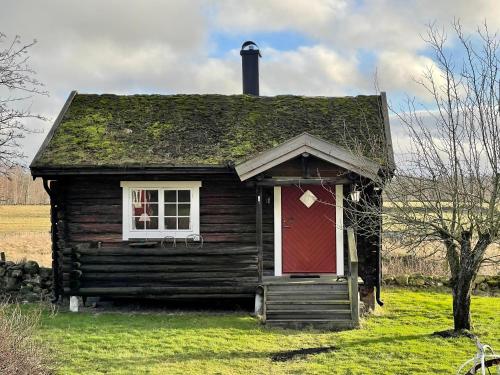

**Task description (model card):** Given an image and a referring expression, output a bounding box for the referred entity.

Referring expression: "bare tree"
[0,33,47,174]
[357,21,500,332]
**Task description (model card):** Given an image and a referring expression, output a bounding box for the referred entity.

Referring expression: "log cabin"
[30,42,395,329]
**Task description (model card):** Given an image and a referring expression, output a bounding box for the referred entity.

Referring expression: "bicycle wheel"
[464,357,500,374]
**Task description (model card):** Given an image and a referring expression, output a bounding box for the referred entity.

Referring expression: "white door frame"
[273,185,344,277]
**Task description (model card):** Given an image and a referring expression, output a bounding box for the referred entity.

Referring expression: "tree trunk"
[452,281,472,331]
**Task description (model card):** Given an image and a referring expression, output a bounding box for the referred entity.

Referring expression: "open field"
[0,205,51,266]
[0,205,50,233]
[35,289,499,375]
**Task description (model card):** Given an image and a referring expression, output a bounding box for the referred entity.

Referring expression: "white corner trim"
[335,185,344,276]
[273,186,282,276]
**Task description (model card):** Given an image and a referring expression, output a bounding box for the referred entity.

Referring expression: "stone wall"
[0,259,52,302]
[383,274,499,295]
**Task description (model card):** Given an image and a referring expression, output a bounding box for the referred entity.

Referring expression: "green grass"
[36,289,499,375]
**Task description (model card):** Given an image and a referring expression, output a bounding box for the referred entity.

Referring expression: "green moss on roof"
[32,93,389,168]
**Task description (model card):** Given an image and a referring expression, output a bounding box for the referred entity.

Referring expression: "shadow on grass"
[56,333,433,370]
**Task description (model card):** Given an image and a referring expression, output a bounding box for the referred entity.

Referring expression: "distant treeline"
[0,167,49,205]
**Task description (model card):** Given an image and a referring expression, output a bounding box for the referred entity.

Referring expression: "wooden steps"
[262,278,357,330]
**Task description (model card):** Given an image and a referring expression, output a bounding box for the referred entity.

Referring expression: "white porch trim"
[273,184,344,277]
[273,186,282,276]
[335,184,344,276]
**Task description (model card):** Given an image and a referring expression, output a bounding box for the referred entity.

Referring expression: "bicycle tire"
[464,357,500,374]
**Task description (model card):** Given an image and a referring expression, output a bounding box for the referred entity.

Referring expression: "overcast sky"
[2,0,499,163]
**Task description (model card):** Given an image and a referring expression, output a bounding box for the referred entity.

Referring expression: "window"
[121,181,201,240]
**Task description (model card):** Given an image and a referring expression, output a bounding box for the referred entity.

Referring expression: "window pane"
[145,190,158,202]
[178,203,190,216]
[178,190,190,202]
[146,217,158,230]
[132,217,144,230]
[132,203,145,216]
[165,217,177,229]
[178,217,190,230]
[145,203,158,216]
[165,204,176,216]
[164,190,176,203]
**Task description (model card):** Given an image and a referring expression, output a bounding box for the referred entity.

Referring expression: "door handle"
[282,218,293,228]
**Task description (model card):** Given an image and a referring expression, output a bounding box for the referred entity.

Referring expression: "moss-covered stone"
[32,93,389,168]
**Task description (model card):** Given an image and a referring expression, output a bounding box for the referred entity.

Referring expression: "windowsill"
[123,230,198,240]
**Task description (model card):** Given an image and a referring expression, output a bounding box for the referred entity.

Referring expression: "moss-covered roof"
[31,93,391,169]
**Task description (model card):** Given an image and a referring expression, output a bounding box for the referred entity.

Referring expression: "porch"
[256,228,360,330]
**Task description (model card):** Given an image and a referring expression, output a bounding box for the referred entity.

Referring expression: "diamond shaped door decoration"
[299,189,318,208]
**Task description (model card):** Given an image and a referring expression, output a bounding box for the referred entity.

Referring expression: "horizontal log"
[63,264,258,272]
[200,224,273,233]
[64,198,122,206]
[200,205,255,215]
[67,223,122,234]
[75,273,258,282]
[63,285,257,296]
[70,234,122,242]
[62,255,258,265]
[201,215,272,225]
[66,204,121,215]
[200,196,255,205]
[67,217,122,224]
[63,245,258,256]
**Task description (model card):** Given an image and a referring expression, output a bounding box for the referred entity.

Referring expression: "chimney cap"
[240,41,261,57]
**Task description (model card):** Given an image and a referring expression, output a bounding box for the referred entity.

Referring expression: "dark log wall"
[48,171,378,299]
[50,174,274,295]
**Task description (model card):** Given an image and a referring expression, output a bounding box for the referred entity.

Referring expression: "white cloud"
[1,0,499,163]
[375,51,446,101]
[212,0,347,37]
[261,46,363,96]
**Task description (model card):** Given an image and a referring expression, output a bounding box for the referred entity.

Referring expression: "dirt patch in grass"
[270,346,337,362]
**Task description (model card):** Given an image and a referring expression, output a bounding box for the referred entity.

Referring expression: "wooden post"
[0,252,5,262]
[256,185,263,283]
[347,227,359,327]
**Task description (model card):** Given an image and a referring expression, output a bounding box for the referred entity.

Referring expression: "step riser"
[266,293,349,301]
[267,313,352,320]
[267,285,348,292]
[267,304,350,311]
[266,321,354,330]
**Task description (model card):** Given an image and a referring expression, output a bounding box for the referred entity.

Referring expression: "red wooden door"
[282,185,336,273]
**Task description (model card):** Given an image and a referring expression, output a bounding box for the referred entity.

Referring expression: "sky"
[1,0,499,163]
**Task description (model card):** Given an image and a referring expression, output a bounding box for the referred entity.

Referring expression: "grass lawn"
[37,289,499,375]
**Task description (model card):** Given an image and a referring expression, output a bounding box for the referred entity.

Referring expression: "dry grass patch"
[0,205,50,233]
[0,302,55,374]
[0,205,51,266]
[0,232,52,267]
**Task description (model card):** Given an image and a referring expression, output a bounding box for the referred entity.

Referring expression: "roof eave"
[31,165,234,178]
[30,91,78,173]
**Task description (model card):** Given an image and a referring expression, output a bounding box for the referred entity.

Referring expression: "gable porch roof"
[235,132,382,181]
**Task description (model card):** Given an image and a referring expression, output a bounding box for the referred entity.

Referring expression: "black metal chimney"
[240,41,261,96]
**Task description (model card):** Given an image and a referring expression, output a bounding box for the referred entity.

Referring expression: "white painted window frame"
[273,184,344,276]
[120,181,201,240]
